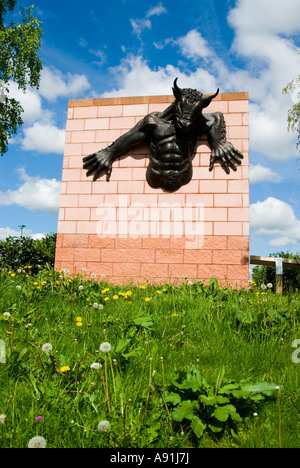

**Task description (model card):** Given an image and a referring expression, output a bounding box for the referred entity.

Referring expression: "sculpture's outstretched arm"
[83,114,157,182]
[205,112,244,174]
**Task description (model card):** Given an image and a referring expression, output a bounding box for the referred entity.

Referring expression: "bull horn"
[172,77,183,100]
[200,88,220,108]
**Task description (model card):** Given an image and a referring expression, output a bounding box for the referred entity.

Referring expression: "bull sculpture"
[83,79,243,192]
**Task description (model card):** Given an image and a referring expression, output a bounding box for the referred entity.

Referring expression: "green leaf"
[241,381,281,395]
[199,395,217,406]
[191,416,206,438]
[208,419,224,433]
[172,400,198,422]
[114,338,130,353]
[122,348,143,358]
[166,392,181,405]
[133,317,153,328]
[213,405,229,422]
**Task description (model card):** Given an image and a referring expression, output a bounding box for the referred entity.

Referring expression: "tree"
[0,0,43,155]
[283,73,300,151]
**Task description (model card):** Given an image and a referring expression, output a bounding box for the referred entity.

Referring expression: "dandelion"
[145,297,151,302]
[267,283,273,289]
[97,420,110,432]
[100,342,111,353]
[76,317,82,322]
[76,321,83,327]
[41,343,52,353]
[16,285,21,291]
[91,273,96,280]
[81,267,87,272]
[3,312,10,318]
[78,285,84,291]
[93,302,99,308]
[90,362,101,369]
[98,304,104,310]
[60,366,70,373]
[113,295,119,300]
[0,414,6,424]
[28,436,47,448]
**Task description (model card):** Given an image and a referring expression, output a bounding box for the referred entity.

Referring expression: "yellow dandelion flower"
[126,291,132,296]
[140,285,146,289]
[11,273,16,277]
[76,317,82,322]
[60,366,70,373]
[104,297,109,301]
[113,295,119,300]
[76,322,83,327]
[145,297,151,302]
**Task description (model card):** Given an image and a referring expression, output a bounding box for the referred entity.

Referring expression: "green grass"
[0,267,299,448]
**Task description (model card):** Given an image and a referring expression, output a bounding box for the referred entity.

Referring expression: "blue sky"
[0,0,299,259]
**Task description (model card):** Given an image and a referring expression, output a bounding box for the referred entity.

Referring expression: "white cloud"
[228,0,300,35]
[7,81,42,124]
[21,122,65,154]
[249,164,282,184]
[250,197,300,246]
[130,3,166,39]
[146,3,167,18]
[102,55,218,97]
[39,67,91,101]
[0,227,46,240]
[0,168,61,214]
[130,18,151,38]
[176,30,214,60]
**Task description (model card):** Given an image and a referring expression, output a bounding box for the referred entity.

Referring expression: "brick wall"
[55,93,249,288]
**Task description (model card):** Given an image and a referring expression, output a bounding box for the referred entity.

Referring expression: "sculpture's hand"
[83,149,114,182]
[209,141,243,174]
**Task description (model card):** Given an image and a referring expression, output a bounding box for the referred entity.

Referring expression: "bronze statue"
[83,79,243,192]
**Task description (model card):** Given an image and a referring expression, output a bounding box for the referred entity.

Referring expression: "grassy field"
[0,267,299,448]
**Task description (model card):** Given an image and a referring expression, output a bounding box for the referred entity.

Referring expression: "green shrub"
[252,251,300,292]
[0,233,56,273]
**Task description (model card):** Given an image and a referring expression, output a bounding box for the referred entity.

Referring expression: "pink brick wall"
[55,93,249,288]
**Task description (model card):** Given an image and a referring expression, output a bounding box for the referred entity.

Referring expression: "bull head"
[172,77,219,110]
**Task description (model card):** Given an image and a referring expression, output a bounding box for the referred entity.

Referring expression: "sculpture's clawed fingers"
[83,150,113,182]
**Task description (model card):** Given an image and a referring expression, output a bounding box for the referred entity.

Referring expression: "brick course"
[55,93,249,288]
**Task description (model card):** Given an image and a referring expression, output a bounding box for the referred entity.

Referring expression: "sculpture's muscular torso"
[83,79,243,192]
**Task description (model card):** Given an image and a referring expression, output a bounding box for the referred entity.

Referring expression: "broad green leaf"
[216,395,230,404]
[114,338,130,353]
[199,395,217,406]
[166,392,181,405]
[208,419,224,433]
[133,317,153,328]
[172,400,198,422]
[213,405,229,422]
[122,348,143,358]
[241,381,281,395]
[191,416,206,438]
[226,405,242,422]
